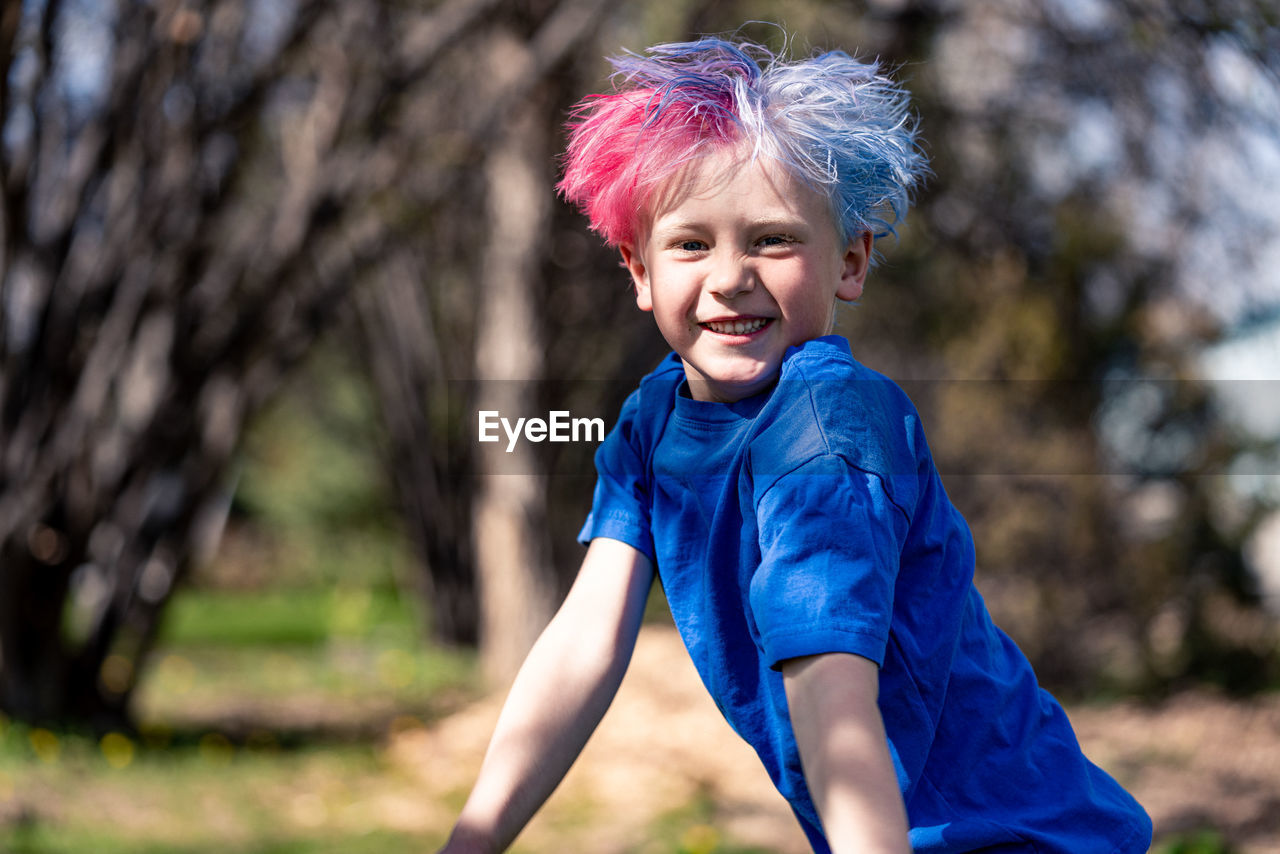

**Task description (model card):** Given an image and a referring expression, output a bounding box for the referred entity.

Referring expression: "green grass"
[0,659,458,853]
[1154,830,1238,854]
[140,589,478,729]
[1,578,478,853]
[159,587,417,648]
[3,822,442,854]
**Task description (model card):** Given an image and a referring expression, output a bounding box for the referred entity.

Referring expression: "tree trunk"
[356,259,479,646]
[0,535,80,724]
[471,92,557,686]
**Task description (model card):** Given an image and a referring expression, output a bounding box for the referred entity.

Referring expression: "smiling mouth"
[701,318,771,335]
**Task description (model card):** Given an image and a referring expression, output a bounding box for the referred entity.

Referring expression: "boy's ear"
[837,230,873,302]
[619,243,653,312]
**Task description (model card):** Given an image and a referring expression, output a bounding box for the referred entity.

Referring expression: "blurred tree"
[349,0,634,680]
[0,0,615,726]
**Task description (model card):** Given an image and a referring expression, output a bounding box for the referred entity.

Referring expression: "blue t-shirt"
[579,336,1152,854]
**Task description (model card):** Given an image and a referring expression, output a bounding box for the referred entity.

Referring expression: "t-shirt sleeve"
[749,453,907,670]
[577,389,655,562]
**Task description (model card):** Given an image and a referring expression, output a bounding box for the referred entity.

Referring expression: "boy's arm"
[438,537,654,854]
[782,652,912,854]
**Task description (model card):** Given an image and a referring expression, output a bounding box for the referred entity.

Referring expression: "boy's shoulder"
[775,336,919,430]
[753,336,926,488]
[776,335,899,391]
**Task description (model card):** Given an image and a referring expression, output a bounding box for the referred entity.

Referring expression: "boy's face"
[620,150,871,403]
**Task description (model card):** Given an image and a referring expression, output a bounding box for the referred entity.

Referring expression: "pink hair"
[558,88,741,247]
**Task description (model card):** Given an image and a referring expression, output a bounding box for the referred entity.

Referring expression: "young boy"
[439,35,1153,854]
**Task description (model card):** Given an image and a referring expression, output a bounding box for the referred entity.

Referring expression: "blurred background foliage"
[1,0,1279,850]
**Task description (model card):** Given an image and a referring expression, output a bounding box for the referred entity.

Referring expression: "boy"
[439,35,1152,853]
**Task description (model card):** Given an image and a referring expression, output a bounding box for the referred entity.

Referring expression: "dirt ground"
[1070,692,1280,853]
[394,624,1280,853]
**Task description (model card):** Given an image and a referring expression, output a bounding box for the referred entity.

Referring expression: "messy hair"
[557,34,928,250]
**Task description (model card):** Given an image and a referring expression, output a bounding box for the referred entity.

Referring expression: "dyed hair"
[558,35,928,250]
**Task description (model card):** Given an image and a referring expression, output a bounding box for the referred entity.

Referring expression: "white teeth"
[705,318,767,334]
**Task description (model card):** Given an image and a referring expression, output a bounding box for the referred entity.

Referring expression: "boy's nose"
[707,252,755,298]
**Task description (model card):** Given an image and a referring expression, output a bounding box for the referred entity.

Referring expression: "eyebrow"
[652,214,807,235]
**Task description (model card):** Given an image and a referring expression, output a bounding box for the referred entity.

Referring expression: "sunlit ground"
[2,585,1277,854]
[0,586,783,854]
[1,586,475,854]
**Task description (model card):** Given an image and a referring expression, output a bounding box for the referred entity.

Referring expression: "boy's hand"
[782,653,911,854]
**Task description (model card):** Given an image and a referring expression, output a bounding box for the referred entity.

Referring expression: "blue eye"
[679,240,707,252]
[759,235,791,247]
